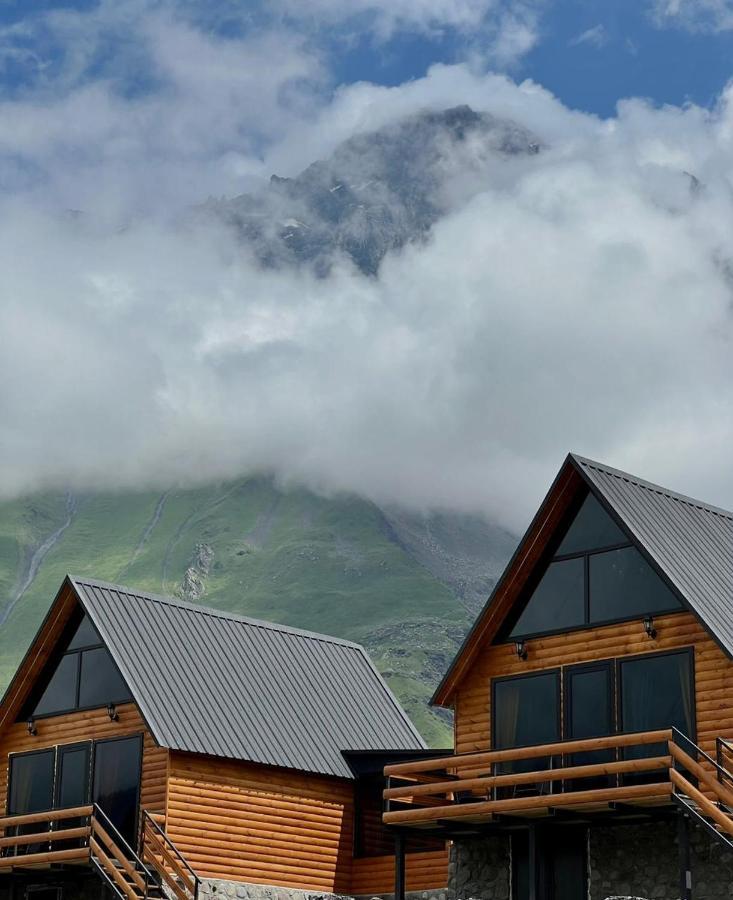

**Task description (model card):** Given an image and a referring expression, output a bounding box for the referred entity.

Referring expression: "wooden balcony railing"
[383,729,676,826]
[0,805,93,868]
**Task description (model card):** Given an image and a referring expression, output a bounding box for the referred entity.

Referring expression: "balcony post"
[678,809,692,900]
[528,825,539,900]
[394,832,406,900]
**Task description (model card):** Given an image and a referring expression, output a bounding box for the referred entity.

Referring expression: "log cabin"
[383,453,733,900]
[0,576,449,900]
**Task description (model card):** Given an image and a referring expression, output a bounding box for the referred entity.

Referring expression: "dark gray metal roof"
[68,576,425,778]
[573,454,733,657]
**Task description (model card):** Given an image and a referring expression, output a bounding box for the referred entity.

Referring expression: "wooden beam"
[0,826,90,848]
[385,755,671,800]
[0,846,89,870]
[384,782,673,825]
[0,805,92,829]
[385,731,673,776]
[670,770,733,838]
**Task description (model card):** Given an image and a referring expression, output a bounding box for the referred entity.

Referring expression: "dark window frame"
[6,733,145,822]
[617,646,697,743]
[20,612,132,722]
[563,659,616,742]
[491,668,562,751]
[6,747,57,816]
[92,732,144,845]
[490,647,696,752]
[499,489,684,643]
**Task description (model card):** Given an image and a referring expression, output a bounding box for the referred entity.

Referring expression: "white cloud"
[0,9,733,532]
[569,24,609,48]
[651,0,733,32]
[269,0,497,41]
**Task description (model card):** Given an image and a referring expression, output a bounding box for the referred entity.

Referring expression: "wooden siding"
[350,849,449,895]
[454,610,733,763]
[167,753,354,893]
[0,703,167,820]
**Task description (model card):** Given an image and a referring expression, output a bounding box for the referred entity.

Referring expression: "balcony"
[383,729,733,834]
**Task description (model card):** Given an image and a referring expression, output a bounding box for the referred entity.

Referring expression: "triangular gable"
[432,453,733,707]
[0,576,141,737]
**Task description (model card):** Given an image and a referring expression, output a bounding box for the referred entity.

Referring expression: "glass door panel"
[54,743,91,848]
[619,649,694,782]
[564,661,615,790]
[493,671,560,797]
[6,749,56,856]
[92,735,142,849]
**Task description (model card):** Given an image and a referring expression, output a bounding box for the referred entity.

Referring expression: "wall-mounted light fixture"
[514,640,528,661]
[26,717,37,736]
[643,616,657,640]
[106,702,119,722]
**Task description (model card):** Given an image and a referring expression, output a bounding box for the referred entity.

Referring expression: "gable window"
[21,611,132,720]
[504,491,682,641]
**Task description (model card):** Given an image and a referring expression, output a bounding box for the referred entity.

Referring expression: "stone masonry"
[446,820,733,899]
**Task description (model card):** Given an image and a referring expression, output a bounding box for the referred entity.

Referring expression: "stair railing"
[668,730,733,849]
[141,810,200,900]
[90,804,156,900]
[716,737,733,787]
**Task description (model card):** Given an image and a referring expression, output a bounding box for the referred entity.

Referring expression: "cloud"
[267,0,498,41]
[650,0,733,32]
[569,24,609,48]
[0,8,733,533]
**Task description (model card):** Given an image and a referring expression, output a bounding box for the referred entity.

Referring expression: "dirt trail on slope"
[1,492,78,626]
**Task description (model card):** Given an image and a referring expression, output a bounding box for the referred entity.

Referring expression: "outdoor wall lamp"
[107,702,119,721]
[26,717,36,736]
[643,616,657,640]
[514,640,528,661]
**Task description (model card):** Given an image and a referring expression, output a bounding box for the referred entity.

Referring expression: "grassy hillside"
[0,478,515,746]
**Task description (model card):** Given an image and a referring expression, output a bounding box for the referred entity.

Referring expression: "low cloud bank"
[0,10,732,530]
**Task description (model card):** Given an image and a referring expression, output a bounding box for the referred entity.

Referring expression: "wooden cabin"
[384,454,733,900]
[0,576,449,900]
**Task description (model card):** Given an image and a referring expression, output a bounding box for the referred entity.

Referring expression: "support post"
[394,832,406,900]
[678,809,692,900]
[528,825,538,900]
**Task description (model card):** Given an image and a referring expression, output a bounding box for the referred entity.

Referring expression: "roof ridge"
[69,575,363,649]
[571,453,733,521]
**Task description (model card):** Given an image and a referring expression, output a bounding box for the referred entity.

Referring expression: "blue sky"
[1,0,732,118]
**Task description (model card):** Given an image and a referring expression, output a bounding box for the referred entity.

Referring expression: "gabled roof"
[6,576,425,779]
[433,453,733,706]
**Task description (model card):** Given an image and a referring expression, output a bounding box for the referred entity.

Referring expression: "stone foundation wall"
[448,835,510,899]
[590,820,733,900]
[445,820,733,900]
[198,877,447,900]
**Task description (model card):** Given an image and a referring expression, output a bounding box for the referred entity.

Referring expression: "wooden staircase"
[0,805,199,900]
[669,730,733,851]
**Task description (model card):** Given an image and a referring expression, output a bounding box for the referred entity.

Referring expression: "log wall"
[0,702,167,819]
[453,610,733,764]
[166,753,355,893]
[350,848,450,895]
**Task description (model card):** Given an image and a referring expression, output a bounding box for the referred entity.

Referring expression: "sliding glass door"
[92,735,143,847]
[5,734,143,855]
[6,749,56,854]
[564,661,615,789]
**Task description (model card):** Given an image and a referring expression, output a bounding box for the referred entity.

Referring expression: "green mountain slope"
[0,479,515,746]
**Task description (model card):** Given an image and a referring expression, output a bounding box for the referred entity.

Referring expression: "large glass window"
[493,671,560,774]
[93,736,142,846]
[619,650,694,752]
[22,611,132,719]
[506,490,682,640]
[510,559,585,637]
[8,749,55,816]
[589,546,680,622]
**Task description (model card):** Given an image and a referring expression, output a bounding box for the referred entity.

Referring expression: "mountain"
[0,480,516,746]
[197,105,541,274]
[0,106,532,744]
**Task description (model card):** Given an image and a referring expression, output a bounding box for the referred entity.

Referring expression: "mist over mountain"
[198,105,541,274]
